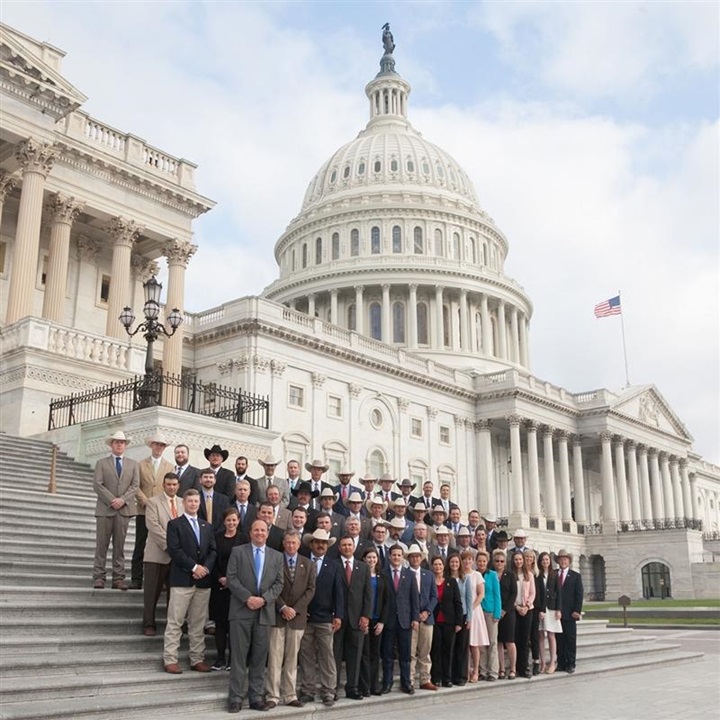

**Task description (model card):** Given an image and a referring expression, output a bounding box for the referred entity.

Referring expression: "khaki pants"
[479,611,499,679]
[299,623,336,700]
[163,586,210,666]
[410,622,433,686]
[93,515,130,581]
[266,625,304,703]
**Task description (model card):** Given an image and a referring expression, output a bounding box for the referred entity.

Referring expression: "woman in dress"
[448,553,473,686]
[494,549,516,679]
[210,507,243,670]
[358,547,389,695]
[463,551,488,682]
[430,557,463,688]
[476,550,501,681]
[513,549,537,679]
[534,551,562,674]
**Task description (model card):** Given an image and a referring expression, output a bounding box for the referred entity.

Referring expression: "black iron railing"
[48,373,270,430]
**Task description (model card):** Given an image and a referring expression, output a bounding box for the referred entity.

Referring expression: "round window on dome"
[358,161,366,175]
[330,169,337,184]
[343,165,351,179]
[370,408,383,429]
[406,159,415,173]
[374,160,382,173]
[390,159,398,172]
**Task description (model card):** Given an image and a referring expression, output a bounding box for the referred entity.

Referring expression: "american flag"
[594,295,622,318]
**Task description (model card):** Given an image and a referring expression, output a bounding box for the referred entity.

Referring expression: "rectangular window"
[439,425,451,445]
[411,417,423,438]
[327,394,342,418]
[288,384,305,409]
[100,274,111,303]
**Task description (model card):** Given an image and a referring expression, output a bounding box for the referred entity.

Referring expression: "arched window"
[302,243,308,269]
[393,301,405,343]
[452,232,460,259]
[315,237,322,265]
[369,302,382,340]
[291,249,296,271]
[358,161,366,175]
[392,225,402,253]
[442,305,450,347]
[374,159,382,173]
[350,229,359,256]
[413,226,423,254]
[434,229,444,257]
[347,304,356,331]
[390,158,398,172]
[482,241,488,266]
[641,562,672,600]
[417,302,429,345]
[369,449,386,477]
[343,164,351,179]
[331,232,340,260]
[470,236,477,264]
[371,226,381,254]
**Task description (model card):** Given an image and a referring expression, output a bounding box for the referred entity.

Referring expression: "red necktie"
[342,485,348,500]
[559,570,565,587]
[393,569,400,591]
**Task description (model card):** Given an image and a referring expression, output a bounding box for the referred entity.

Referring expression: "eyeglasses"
[495,559,506,563]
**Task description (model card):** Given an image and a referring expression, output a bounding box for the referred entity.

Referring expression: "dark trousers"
[452,623,470,683]
[333,624,364,693]
[381,624,411,688]
[359,620,383,694]
[142,561,170,628]
[431,623,456,685]
[515,610,533,676]
[557,618,578,670]
[530,609,541,662]
[131,515,148,585]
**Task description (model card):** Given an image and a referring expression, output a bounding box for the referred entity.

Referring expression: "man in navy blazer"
[555,548,584,674]
[406,544,438,690]
[163,489,217,674]
[198,468,230,532]
[382,544,420,694]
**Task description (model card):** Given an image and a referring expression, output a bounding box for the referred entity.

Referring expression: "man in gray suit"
[227,519,285,713]
[256,456,290,508]
[92,430,139,590]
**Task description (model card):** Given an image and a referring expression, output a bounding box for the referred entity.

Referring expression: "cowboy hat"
[302,528,336,547]
[513,528,528,539]
[145,433,168,448]
[258,455,280,467]
[483,513,498,523]
[346,492,364,504]
[360,473,377,485]
[366,496,388,513]
[396,478,416,491]
[291,481,319,498]
[377,472,396,484]
[405,543,428,560]
[204,444,229,461]
[319,487,338,501]
[304,459,329,472]
[106,430,130,446]
[336,468,355,477]
[556,548,573,561]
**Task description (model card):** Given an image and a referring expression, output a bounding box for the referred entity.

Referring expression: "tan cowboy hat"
[319,487,338,501]
[378,472,396,484]
[336,468,355,478]
[433,525,450,535]
[360,473,377,485]
[258,456,280,468]
[145,433,168,448]
[346,491,364,504]
[556,548,573,561]
[513,528,528,539]
[457,526,472,538]
[305,459,329,473]
[405,543,428,560]
[483,513,498,523]
[106,430,130,446]
[388,517,407,530]
[412,501,429,513]
[391,497,408,508]
[366,496,388,513]
[302,528,336,547]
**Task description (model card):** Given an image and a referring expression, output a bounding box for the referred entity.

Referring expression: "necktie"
[393,569,400,591]
[342,485,348,500]
[170,498,177,518]
[288,557,296,581]
[559,570,565,588]
[240,504,246,523]
[189,516,200,544]
[206,494,213,523]
[378,545,385,565]
[441,547,446,559]
[254,547,262,593]
[345,559,352,585]
[425,498,430,509]
[115,457,122,477]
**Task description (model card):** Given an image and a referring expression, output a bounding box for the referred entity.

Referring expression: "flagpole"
[618,290,630,388]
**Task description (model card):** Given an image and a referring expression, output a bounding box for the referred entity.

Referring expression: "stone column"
[481,293,492,354]
[659,452,675,519]
[307,293,316,318]
[688,471,698,522]
[5,139,56,325]
[329,288,338,325]
[0,171,18,229]
[354,285,364,334]
[105,217,142,338]
[519,314,530,368]
[163,238,197,378]
[542,427,558,523]
[648,449,664,521]
[669,457,684,520]
[525,421,542,520]
[408,284,418,348]
[571,437,587,525]
[456,288,468,352]
[510,306,520,363]
[626,442,642,523]
[612,438,630,523]
[434,285,444,347]
[475,420,495,515]
[637,445,653,524]
[557,431,572,522]
[507,415,524,514]
[381,283,391,342]
[41,194,84,324]
[680,460,693,521]
[600,432,618,523]
[497,300,507,359]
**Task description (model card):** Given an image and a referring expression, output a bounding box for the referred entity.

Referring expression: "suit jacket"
[498,570,516,615]
[307,554,345,624]
[199,491,230,532]
[384,566,420,629]
[433,577,464,626]
[257,475,291,508]
[332,483,362,516]
[266,524,285,552]
[213,467,237,500]
[557,568,583,619]
[274,554,316,630]
[233,474,260,505]
[337,557,372,628]
[415,567,438,625]
[93,455,139,517]
[273,507,292,530]
[176,464,200,495]
[144,492,184,564]
[137,456,174,514]
[342,514,372,540]
[485,529,499,552]
[227,543,285,626]
[535,572,559,612]
[232,501,258,534]
[319,511,345,538]
[427,544,460,563]
[166,514,217,588]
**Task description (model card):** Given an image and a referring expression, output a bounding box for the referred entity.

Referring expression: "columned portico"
[408,284,418,348]
[105,217,142,338]
[507,415,525,516]
[163,238,197,377]
[557,431,572,523]
[648,450,664,520]
[600,432,618,524]
[354,285,364,334]
[525,421,542,520]
[613,438,630,523]
[637,445,653,523]
[571,438,588,525]
[626,442,642,522]
[497,301,507,359]
[0,171,18,228]
[542,427,558,522]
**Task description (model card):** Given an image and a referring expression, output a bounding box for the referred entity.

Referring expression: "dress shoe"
[566,667,576,674]
[264,701,278,709]
[420,682,438,691]
[129,581,142,590]
[454,679,467,686]
[346,691,364,700]
[191,662,212,673]
[249,701,270,711]
[286,700,304,708]
[164,663,182,674]
[111,579,128,591]
[299,694,315,703]
[522,672,532,679]
[442,681,453,688]
[228,702,242,714]
[211,661,227,671]
[92,579,105,589]
[322,697,335,707]
[381,683,392,694]
[370,689,383,696]
[486,676,496,682]
[401,685,415,695]
[532,662,540,676]
[142,626,156,637]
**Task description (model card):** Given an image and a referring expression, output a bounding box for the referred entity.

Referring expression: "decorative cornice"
[475,419,492,432]
[270,360,286,378]
[311,372,326,388]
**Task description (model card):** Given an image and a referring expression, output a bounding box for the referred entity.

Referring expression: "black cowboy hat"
[204,444,229,461]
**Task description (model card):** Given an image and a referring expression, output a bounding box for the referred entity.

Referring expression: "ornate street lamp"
[120,275,183,408]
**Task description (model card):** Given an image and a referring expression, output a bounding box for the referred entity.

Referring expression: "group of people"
[93,432,584,713]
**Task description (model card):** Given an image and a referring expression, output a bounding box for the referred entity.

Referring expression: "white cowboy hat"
[305,459,329,472]
[106,430,130,446]
[302,528,336,547]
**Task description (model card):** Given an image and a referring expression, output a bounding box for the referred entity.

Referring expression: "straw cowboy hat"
[145,433,168,448]
[302,528,336,547]
[106,430,130,446]
[305,459,329,473]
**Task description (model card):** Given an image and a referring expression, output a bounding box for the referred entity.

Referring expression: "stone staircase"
[0,433,705,720]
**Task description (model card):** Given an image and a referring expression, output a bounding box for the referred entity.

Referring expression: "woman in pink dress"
[462,551,489,682]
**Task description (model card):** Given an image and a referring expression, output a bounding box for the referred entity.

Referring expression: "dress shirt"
[311,554,324,576]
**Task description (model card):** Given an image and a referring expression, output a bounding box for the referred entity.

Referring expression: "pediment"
[611,385,692,441]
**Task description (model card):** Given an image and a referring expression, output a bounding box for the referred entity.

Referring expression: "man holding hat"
[257,456,290,508]
[93,430,139,590]
[333,468,361,516]
[406,544,437,691]
[131,433,173,589]
[305,459,332,509]
[555,549,583,674]
[203,445,236,500]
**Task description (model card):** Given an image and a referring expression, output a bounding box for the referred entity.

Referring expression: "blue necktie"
[190,516,200,544]
[254,547,262,593]
[115,457,122,477]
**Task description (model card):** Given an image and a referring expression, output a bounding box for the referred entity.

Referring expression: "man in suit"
[428,526,458,563]
[232,479,257,534]
[163,489,217,674]
[314,515,340,559]
[346,492,372,534]
[305,459,333,509]
[358,473,377,503]
[376,473,400,506]
[370,523,391,571]
[226,520,285,713]
[555,548,583,674]
[508,528,532,555]
[410,481,437,514]
[334,536,372,700]
[173,444,200,495]
[389,498,415,543]
[446,506,466,537]
[267,485,292,530]
[142,472,183,636]
[483,513,500,552]
[234,455,260,505]
[256,502,285,552]
[285,460,302,510]
[298,529,344,707]
[382,544,420,694]
[131,433,173,590]
[317,488,345,538]
[333,468,361,517]
[406,544,438,691]
[395,478,416,505]
[197,467,230,532]
[256,456,290,508]
[343,516,370,559]
[204,444,236,500]
[290,482,319,529]
[434,483,459,516]
[92,430,139,590]
[265,529,316,709]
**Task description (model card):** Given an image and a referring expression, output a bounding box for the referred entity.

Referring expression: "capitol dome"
[263,34,532,373]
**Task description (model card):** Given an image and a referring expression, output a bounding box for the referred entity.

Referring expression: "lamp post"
[119,275,183,408]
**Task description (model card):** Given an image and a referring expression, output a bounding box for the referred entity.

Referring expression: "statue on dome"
[382,23,395,54]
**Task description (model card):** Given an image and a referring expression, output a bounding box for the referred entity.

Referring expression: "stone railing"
[585,518,703,534]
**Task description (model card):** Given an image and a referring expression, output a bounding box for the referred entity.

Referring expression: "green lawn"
[586,598,720,609]
[607,617,720,626]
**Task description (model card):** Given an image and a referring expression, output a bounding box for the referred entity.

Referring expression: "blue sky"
[2,0,718,461]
